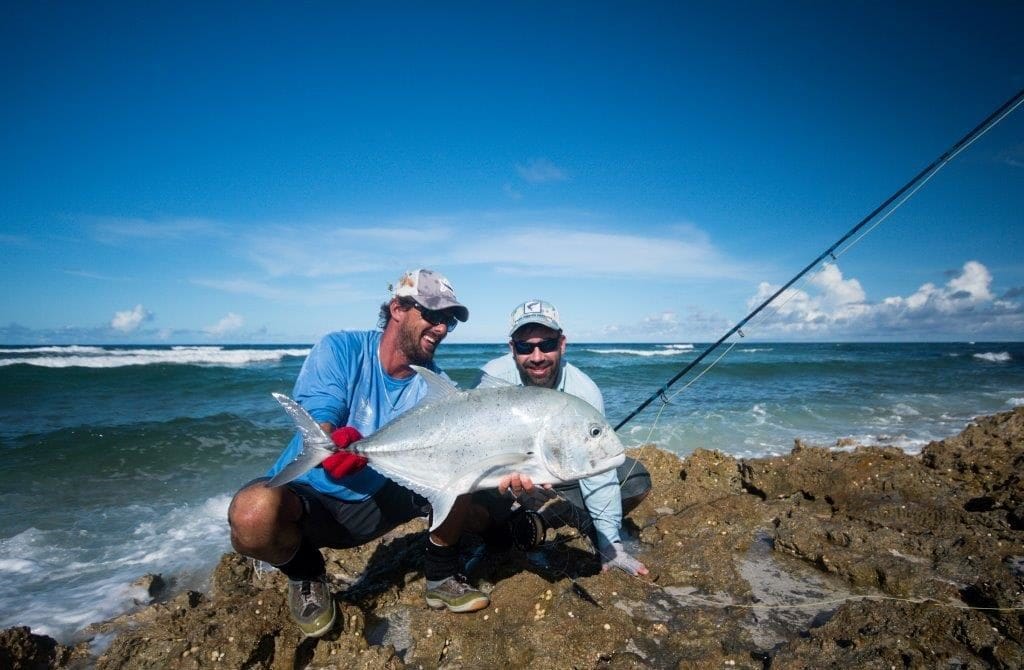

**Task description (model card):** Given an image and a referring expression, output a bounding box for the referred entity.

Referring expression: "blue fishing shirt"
[266,330,440,501]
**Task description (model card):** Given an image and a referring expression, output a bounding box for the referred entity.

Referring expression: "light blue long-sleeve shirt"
[478,354,624,549]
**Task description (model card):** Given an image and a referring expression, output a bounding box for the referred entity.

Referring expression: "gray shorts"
[247,477,430,550]
[551,456,651,515]
[472,456,652,526]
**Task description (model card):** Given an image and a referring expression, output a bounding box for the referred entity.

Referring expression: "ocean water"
[1,341,1022,642]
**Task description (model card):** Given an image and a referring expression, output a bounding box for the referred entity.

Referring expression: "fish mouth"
[592,450,626,475]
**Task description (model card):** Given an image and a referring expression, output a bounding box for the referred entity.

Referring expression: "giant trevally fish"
[268,365,625,531]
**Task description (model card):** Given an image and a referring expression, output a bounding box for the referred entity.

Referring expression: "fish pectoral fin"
[473,372,516,389]
[426,452,534,532]
[441,452,533,496]
[427,491,461,532]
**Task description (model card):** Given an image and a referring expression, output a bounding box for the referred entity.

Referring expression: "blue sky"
[2,2,1022,344]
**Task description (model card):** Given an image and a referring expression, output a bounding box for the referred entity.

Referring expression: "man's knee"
[228,482,298,538]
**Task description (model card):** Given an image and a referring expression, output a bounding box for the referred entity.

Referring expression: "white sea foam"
[0,345,109,354]
[892,403,921,417]
[0,558,36,574]
[739,348,773,353]
[973,351,1011,363]
[751,404,767,425]
[1009,398,1024,407]
[586,347,691,357]
[0,346,310,368]
[0,495,233,642]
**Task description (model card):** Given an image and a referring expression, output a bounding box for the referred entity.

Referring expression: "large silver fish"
[268,365,625,531]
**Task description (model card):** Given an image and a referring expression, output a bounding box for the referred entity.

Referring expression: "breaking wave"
[0,346,310,368]
[586,344,693,357]
[973,352,1011,363]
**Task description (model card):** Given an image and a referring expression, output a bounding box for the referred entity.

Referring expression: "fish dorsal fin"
[409,365,460,405]
[474,372,517,389]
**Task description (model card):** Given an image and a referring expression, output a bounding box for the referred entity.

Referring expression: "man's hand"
[497,472,535,496]
[320,426,367,480]
[599,542,649,576]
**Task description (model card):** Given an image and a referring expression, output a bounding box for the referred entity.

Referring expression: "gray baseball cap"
[509,299,562,336]
[393,269,469,322]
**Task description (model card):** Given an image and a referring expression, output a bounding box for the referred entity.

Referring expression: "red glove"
[320,426,367,479]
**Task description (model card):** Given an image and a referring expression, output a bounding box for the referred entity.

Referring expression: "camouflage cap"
[393,269,469,322]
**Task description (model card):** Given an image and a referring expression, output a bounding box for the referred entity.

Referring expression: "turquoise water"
[1,342,1022,641]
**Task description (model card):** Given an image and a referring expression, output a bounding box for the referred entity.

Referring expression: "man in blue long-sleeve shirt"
[229,269,496,639]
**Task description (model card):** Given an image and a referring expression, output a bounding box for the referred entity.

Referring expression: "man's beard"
[517,362,558,388]
[398,323,435,366]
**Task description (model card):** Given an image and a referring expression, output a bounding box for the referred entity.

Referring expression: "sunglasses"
[415,304,459,331]
[512,337,560,355]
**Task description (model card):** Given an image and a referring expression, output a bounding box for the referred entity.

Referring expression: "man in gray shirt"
[479,299,650,575]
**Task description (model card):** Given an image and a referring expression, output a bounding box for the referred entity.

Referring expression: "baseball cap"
[509,299,562,336]
[393,269,469,322]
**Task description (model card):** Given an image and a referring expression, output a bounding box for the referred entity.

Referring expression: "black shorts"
[247,477,430,550]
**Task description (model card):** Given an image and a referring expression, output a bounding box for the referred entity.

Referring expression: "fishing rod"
[614,87,1024,432]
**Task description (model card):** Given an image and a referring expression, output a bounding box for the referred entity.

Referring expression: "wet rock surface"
[5,407,1024,668]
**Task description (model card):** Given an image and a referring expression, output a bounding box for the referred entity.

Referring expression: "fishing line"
[613,86,1024,434]
[593,87,1024,577]
[663,589,1024,613]
[493,88,1024,587]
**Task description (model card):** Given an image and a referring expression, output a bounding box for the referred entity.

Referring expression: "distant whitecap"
[973,352,1011,363]
[0,346,311,368]
[585,348,689,357]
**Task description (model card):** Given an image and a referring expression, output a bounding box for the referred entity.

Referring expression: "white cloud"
[516,158,568,183]
[192,278,376,306]
[503,183,523,200]
[593,305,734,343]
[944,260,993,301]
[110,305,153,333]
[221,213,753,284]
[92,217,224,243]
[452,227,751,280]
[62,268,130,281]
[204,313,244,336]
[635,310,683,337]
[748,261,1023,338]
[1000,142,1024,168]
[242,223,454,279]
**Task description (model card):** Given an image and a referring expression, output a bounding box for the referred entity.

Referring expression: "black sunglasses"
[512,337,560,355]
[414,304,459,331]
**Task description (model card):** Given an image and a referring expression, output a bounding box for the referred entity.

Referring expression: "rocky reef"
[5,408,1023,669]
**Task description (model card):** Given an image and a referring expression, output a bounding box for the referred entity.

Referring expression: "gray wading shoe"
[287,576,337,638]
[424,574,490,613]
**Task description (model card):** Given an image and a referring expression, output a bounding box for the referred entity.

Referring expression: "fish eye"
[588,424,602,438]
